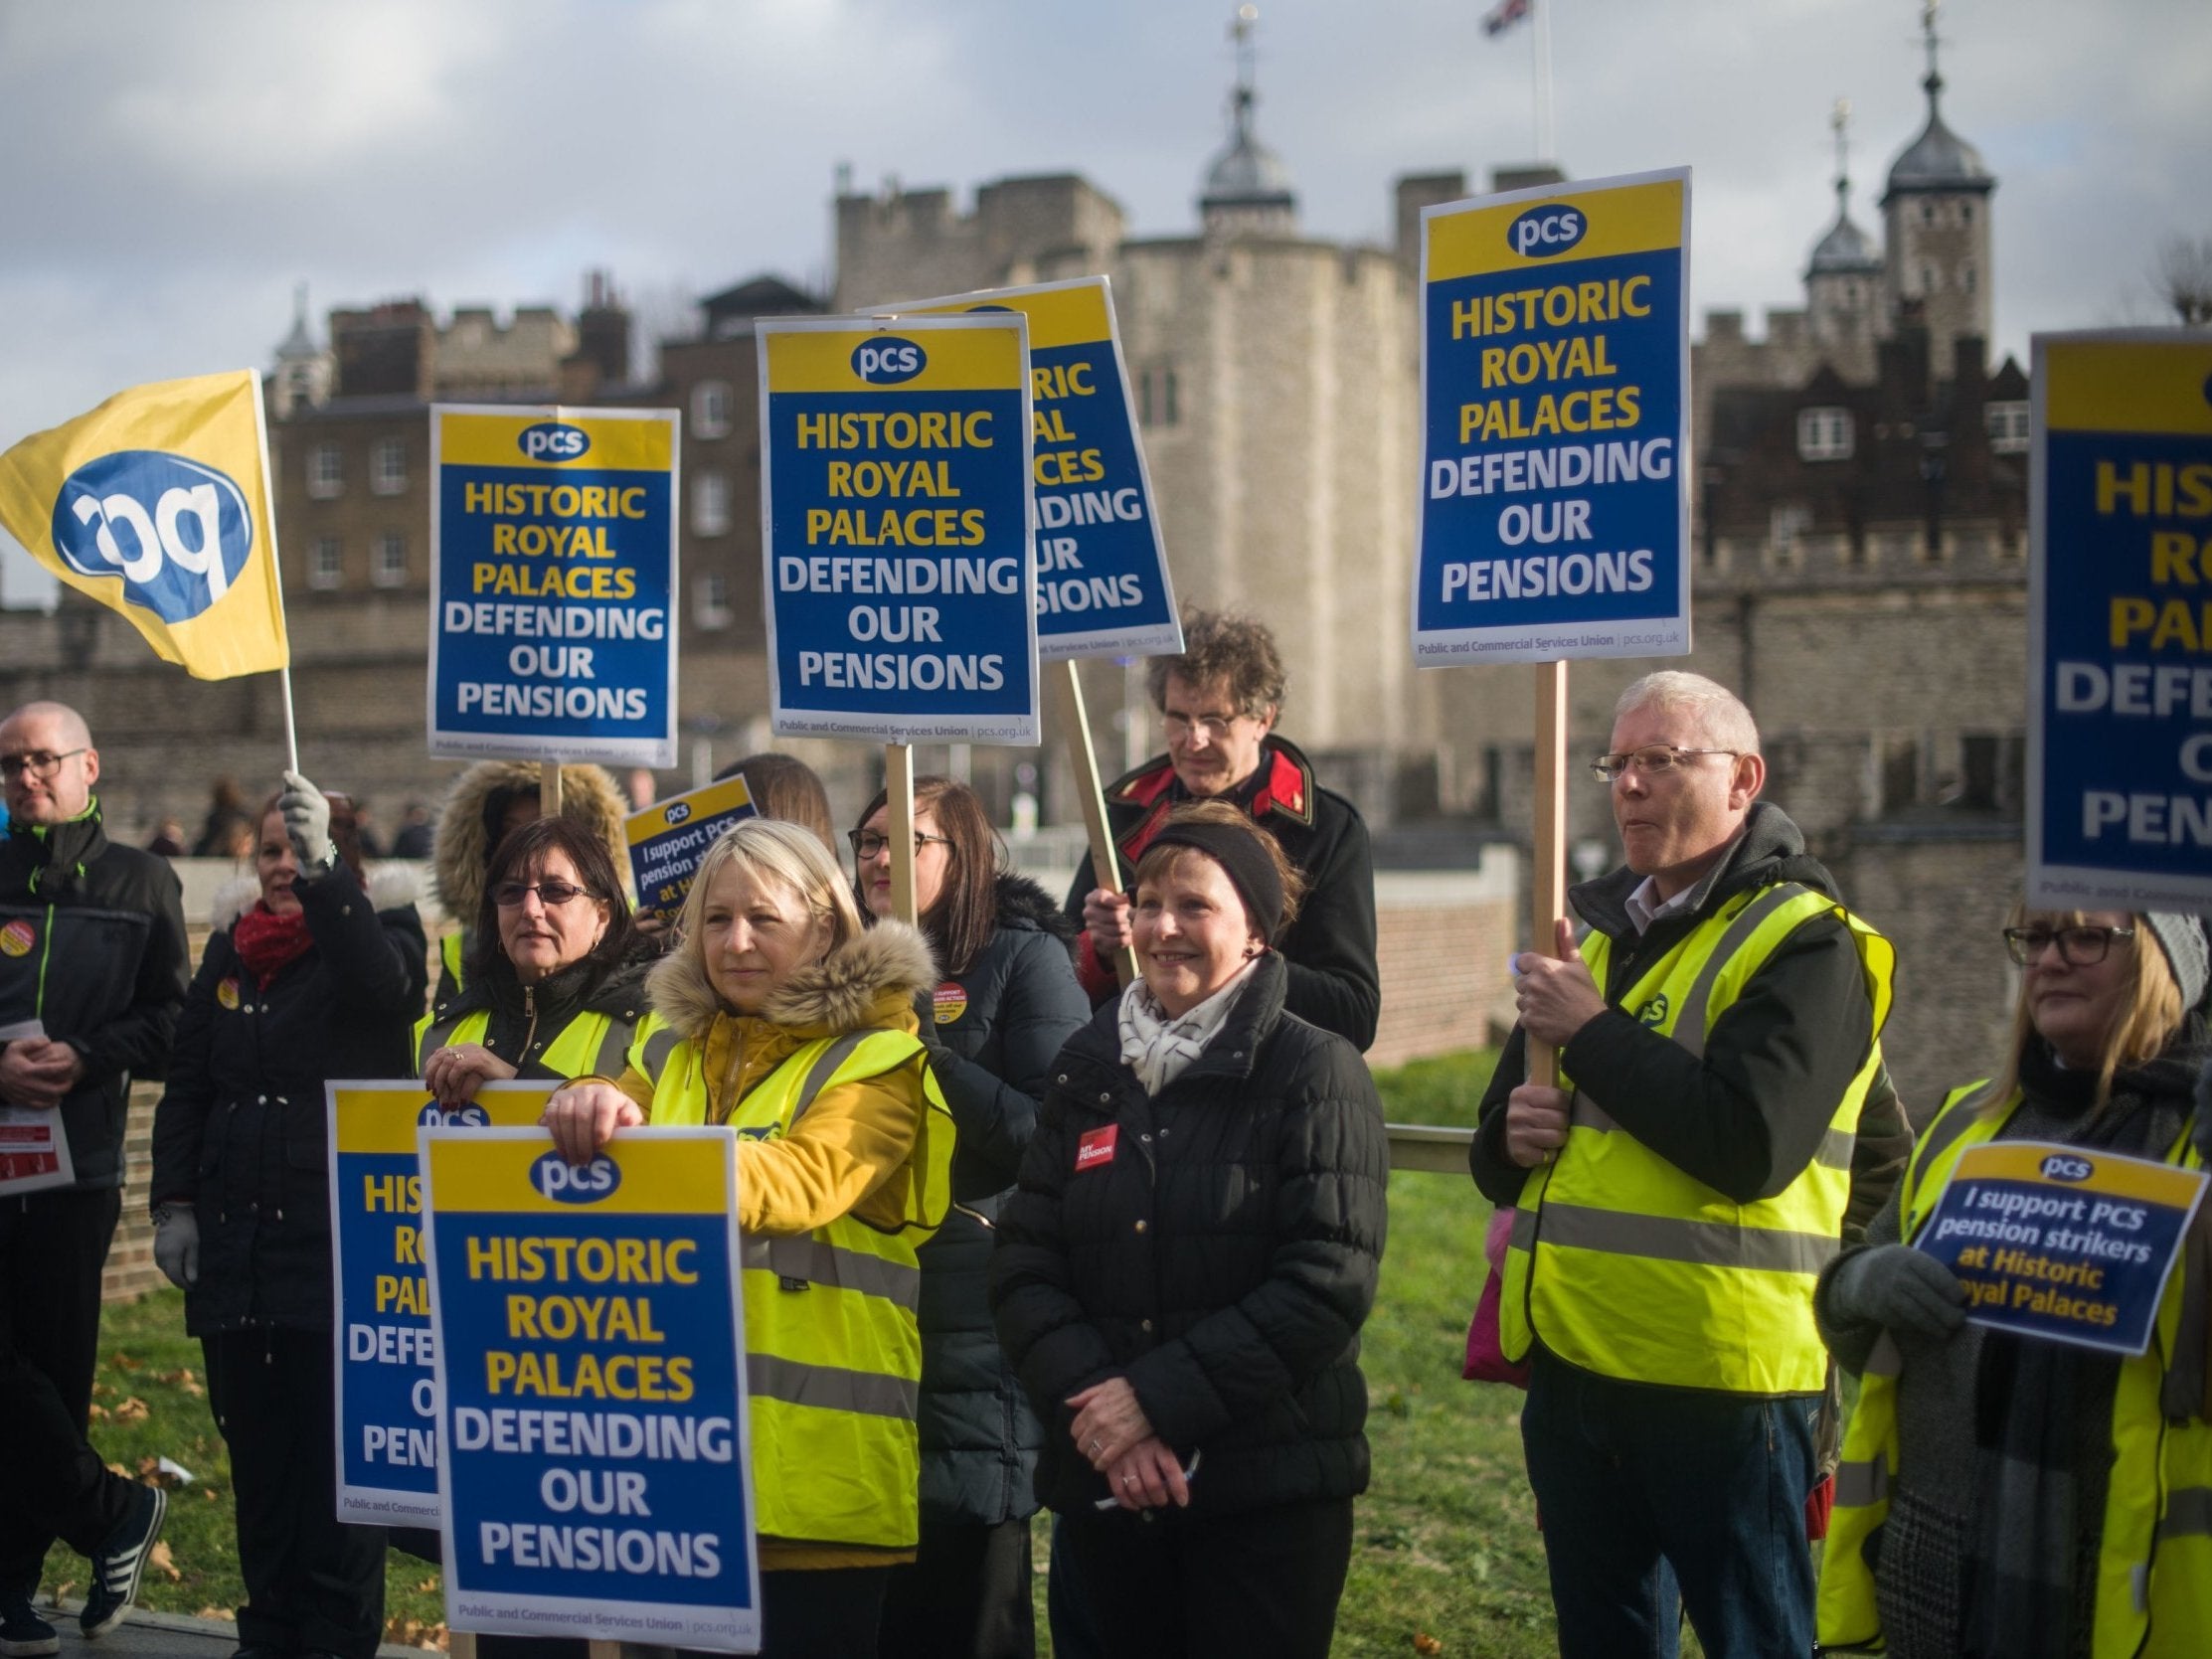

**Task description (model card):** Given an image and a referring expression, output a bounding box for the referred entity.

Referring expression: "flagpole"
[1536,0,1556,160]
[250,370,301,772]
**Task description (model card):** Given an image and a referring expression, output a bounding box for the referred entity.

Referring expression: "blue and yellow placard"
[878,278,1180,662]
[758,314,1038,744]
[326,1080,557,1525]
[1415,168,1692,665]
[625,775,759,917]
[421,1126,758,1652]
[1916,1138,2208,1356]
[2028,331,2212,912]
[429,405,680,766]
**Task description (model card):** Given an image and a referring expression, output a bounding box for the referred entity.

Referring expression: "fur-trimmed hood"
[210,865,419,931]
[647,917,937,1044]
[430,759,630,922]
[994,870,1079,940]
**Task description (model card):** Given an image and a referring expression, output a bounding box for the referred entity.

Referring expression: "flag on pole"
[1485,0,1532,36]
[0,370,290,678]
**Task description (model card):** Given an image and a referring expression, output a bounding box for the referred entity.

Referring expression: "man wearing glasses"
[0,701,188,1649]
[1066,608,1380,1050]
[1468,670,1898,1659]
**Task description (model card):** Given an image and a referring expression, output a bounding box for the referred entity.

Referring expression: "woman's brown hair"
[715,752,834,852]
[851,776,999,976]
[1985,903,2186,1113]
[465,815,636,987]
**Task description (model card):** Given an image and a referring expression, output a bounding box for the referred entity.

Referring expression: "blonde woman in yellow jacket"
[544,818,953,1658]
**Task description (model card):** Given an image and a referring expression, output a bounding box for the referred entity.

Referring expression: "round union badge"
[0,918,35,958]
[933,981,968,1025]
[217,977,242,1011]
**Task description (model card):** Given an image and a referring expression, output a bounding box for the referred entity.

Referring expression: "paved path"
[36,1599,430,1656]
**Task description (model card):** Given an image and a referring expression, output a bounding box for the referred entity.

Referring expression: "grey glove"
[153,1204,199,1289]
[278,769,334,872]
[1826,1244,1966,1343]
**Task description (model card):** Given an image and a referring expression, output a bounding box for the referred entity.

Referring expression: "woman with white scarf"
[990,801,1389,1659]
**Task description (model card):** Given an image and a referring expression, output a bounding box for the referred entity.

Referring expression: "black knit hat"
[1145,821,1285,944]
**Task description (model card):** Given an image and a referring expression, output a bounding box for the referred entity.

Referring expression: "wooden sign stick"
[1527,660,1570,1087]
[539,758,564,819]
[885,742,920,927]
[1055,660,1138,986]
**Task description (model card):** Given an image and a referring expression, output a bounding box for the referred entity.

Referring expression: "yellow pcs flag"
[0,370,290,678]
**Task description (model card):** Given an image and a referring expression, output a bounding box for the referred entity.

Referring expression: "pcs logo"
[50,451,254,624]
[1508,204,1587,259]
[662,801,693,826]
[519,421,591,464]
[417,1102,489,1127]
[2040,1153,2095,1183]
[852,338,926,385]
[530,1151,622,1204]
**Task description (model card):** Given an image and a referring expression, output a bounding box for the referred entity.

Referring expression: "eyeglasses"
[847,830,953,861]
[2003,924,2136,967]
[1161,711,1249,744]
[1589,746,1741,783]
[0,747,88,781]
[492,880,595,909]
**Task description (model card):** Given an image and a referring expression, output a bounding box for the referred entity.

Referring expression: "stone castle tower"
[1879,5,1996,370]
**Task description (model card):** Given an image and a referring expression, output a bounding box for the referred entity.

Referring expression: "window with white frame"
[1770,503,1813,566]
[694,573,733,630]
[692,471,731,537]
[372,532,408,587]
[1796,407,1854,462]
[1985,401,2029,454]
[692,381,733,439]
[308,443,344,498]
[308,537,343,590]
[371,436,407,495]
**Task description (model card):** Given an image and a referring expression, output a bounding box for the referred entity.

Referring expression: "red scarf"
[232,902,314,988]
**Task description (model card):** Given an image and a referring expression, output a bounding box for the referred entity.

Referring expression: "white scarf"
[1117,959,1259,1096]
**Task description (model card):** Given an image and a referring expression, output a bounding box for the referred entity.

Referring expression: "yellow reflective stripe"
[2159,1486,2212,1541]
[1538,1201,1839,1274]
[1670,884,1812,1060]
[744,1237,922,1310]
[1832,1457,1889,1508]
[1570,1093,1853,1171]
[746,1353,919,1420]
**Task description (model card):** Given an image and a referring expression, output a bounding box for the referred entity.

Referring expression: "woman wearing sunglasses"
[148,774,426,1659]
[1816,910,2212,1659]
[417,815,647,1106]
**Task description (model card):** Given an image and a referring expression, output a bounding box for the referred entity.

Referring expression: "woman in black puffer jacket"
[852,778,1089,1659]
[149,776,425,1659]
[990,801,1388,1659]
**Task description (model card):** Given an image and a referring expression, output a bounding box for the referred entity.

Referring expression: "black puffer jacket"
[990,951,1389,1518]
[150,866,426,1334]
[0,807,189,1188]
[915,873,1089,1528]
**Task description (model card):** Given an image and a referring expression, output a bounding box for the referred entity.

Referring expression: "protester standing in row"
[545,819,954,1657]
[1471,671,1897,1659]
[1068,609,1380,1052]
[150,775,425,1659]
[413,814,651,1659]
[852,779,1088,1659]
[428,758,629,1012]
[0,702,187,1652]
[1817,911,2211,1658]
[717,751,836,852]
[996,802,1389,1659]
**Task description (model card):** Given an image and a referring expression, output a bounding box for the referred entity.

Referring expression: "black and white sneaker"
[0,1593,59,1658]
[80,1483,166,1640]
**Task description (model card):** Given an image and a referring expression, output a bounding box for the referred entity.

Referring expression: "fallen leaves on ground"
[111,1397,150,1423]
[1413,1634,1445,1655]
[110,1351,140,1371]
[149,1541,180,1582]
[157,1367,206,1397]
[384,1613,450,1650]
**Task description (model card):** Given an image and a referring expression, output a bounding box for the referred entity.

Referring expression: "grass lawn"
[49,1049,1581,1655]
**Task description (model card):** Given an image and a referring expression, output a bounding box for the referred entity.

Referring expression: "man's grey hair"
[1613,672,1760,757]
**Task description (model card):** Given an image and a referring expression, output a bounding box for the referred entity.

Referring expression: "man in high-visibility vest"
[1469,670,1897,1659]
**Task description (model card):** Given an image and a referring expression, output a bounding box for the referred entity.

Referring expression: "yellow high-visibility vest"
[1500,881,1894,1395]
[413,998,639,1081]
[1818,1081,2212,1656]
[646,1021,954,1551]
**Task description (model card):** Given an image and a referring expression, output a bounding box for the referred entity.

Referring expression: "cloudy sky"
[3,0,2206,596]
